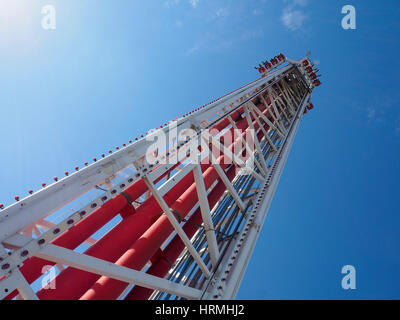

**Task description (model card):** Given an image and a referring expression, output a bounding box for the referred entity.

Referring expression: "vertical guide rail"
[202,89,311,300]
[193,164,220,269]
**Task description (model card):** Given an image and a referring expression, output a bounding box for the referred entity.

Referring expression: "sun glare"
[0,0,38,51]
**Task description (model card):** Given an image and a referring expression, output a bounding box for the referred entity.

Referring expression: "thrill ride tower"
[0,55,321,300]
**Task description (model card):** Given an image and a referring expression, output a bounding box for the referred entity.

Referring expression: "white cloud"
[190,0,199,8]
[187,41,202,54]
[293,0,308,7]
[212,7,230,19]
[367,107,376,119]
[164,0,180,8]
[281,0,308,31]
[164,0,199,9]
[282,8,307,31]
[252,9,263,15]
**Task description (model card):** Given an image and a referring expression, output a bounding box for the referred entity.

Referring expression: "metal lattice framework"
[0,55,320,300]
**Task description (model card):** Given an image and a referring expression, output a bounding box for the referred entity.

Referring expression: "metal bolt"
[20,250,29,257]
[1,263,10,270]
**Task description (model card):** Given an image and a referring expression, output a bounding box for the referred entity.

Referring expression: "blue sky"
[0,0,400,299]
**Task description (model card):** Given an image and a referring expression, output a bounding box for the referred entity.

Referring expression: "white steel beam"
[249,102,285,138]
[12,271,39,300]
[157,163,196,197]
[204,133,265,183]
[142,176,212,278]
[270,86,294,117]
[244,105,277,158]
[227,116,266,177]
[4,234,202,300]
[258,94,287,134]
[207,151,246,213]
[0,243,39,300]
[38,245,203,300]
[248,108,271,143]
[262,92,290,125]
[192,164,220,268]
[0,270,38,300]
[282,79,301,104]
[274,86,296,117]
[276,81,296,115]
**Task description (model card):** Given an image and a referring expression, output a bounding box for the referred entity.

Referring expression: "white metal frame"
[0,59,315,300]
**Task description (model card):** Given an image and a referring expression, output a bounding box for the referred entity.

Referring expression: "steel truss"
[0,56,318,300]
